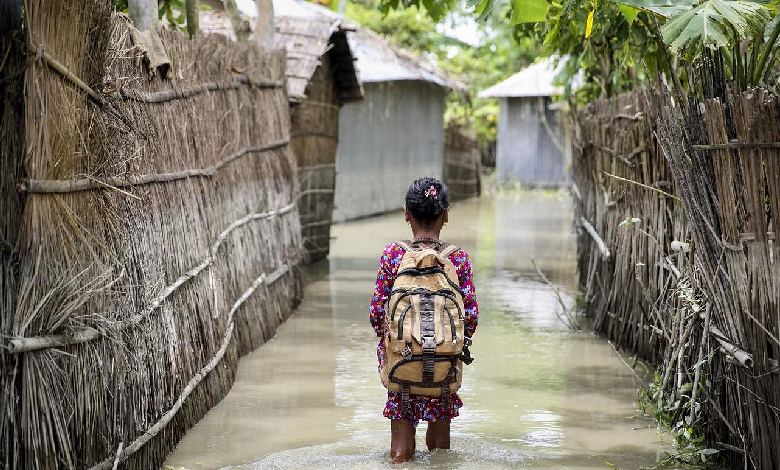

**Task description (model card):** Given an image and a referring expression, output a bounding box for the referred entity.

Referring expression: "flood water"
[165,191,668,470]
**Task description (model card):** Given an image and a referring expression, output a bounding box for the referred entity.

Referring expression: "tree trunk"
[255,0,274,50]
[186,0,199,38]
[223,0,250,43]
[128,0,157,32]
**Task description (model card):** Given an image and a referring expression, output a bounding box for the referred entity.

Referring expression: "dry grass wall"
[292,55,340,262]
[574,85,780,469]
[0,1,304,469]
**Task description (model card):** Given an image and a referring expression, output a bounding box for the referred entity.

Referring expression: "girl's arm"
[453,250,479,338]
[369,243,403,337]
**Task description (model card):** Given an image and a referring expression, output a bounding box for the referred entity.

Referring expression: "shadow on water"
[164,191,670,470]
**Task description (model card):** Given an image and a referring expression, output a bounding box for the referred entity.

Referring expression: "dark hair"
[405,177,450,225]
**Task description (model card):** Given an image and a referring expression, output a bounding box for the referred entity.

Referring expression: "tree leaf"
[619,4,640,25]
[586,6,596,37]
[610,0,692,18]
[510,0,549,24]
[661,0,770,56]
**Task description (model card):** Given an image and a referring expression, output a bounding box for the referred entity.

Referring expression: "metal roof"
[347,28,466,90]
[478,57,567,98]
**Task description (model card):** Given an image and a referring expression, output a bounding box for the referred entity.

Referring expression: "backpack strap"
[401,384,411,416]
[438,244,460,260]
[396,240,414,252]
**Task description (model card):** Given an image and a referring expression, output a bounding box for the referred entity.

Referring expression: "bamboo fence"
[574,82,780,468]
[444,123,482,200]
[0,1,304,469]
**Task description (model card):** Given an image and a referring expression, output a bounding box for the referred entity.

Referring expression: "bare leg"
[426,420,450,450]
[390,419,416,463]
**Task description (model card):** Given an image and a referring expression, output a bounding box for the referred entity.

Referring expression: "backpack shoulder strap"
[396,240,415,252]
[438,244,460,259]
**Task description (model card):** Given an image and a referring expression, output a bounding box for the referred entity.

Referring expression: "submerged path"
[165,192,667,470]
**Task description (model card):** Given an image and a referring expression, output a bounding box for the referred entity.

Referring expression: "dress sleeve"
[452,249,479,338]
[369,243,404,337]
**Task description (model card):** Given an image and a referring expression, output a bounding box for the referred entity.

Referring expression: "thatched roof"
[348,27,466,90]
[200,3,363,104]
[478,56,569,98]
[274,15,362,104]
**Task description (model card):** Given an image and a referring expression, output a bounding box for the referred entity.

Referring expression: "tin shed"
[479,58,572,187]
[332,28,465,222]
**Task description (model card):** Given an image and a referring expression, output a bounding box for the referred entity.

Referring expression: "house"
[332,28,466,222]
[478,57,573,187]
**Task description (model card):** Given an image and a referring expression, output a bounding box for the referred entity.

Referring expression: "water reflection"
[164,192,666,470]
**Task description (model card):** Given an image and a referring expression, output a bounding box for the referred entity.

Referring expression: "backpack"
[380,239,474,413]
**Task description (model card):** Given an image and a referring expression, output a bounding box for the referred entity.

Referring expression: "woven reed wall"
[443,123,481,200]
[0,2,304,469]
[574,87,780,469]
[574,90,688,360]
[293,55,340,262]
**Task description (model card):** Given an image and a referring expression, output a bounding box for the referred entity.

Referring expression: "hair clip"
[424,185,437,198]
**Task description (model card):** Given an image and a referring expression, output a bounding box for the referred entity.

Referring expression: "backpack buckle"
[402,340,413,359]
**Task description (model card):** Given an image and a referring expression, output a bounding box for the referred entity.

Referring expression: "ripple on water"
[222,437,545,470]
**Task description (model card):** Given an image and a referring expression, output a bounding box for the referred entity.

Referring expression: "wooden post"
[255,0,274,49]
[185,0,199,38]
[128,0,157,32]
[224,0,250,42]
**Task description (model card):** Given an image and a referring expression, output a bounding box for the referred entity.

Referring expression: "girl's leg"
[390,419,416,462]
[426,420,450,450]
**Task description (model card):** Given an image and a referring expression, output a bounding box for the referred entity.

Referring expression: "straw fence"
[1,1,304,469]
[574,83,780,468]
[291,54,340,262]
[444,123,482,200]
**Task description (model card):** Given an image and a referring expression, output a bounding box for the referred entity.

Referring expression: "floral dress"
[370,242,479,421]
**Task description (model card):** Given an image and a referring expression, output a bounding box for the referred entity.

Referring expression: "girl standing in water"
[369,177,479,463]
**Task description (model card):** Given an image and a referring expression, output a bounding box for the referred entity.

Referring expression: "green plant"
[638,371,720,468]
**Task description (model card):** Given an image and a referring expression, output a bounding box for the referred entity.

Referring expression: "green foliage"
[380,0,780,100]
[661,0,771,57]
[110,0,212,31]
[344,0,542,146]
[637,371,721,468]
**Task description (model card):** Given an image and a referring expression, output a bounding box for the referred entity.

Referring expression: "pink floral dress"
[370,242,479,421]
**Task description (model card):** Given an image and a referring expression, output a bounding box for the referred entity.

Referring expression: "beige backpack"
[380,240,474,412]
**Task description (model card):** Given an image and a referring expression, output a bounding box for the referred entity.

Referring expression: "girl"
[369,177,479,463]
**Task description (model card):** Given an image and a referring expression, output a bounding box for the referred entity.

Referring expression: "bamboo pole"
[19,140,289,194]
[119,76,283,103]
[579,217,611,260]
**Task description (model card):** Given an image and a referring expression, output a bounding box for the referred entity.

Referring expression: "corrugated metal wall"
[333,81,446,222]
[496,97,571,187]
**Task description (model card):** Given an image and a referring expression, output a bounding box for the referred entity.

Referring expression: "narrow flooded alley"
[165,192,666,470]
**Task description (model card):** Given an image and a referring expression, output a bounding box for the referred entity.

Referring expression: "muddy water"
[165,192,666,470]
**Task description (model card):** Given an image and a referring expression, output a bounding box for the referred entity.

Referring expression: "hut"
[478,57,573,187]
[200,0,363,262]
[273,0,363,262]
[332,28,466,222]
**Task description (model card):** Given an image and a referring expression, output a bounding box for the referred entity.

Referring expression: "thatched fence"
[1,2,304,469]
[574,84,780,468]
[444,123,481,200]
